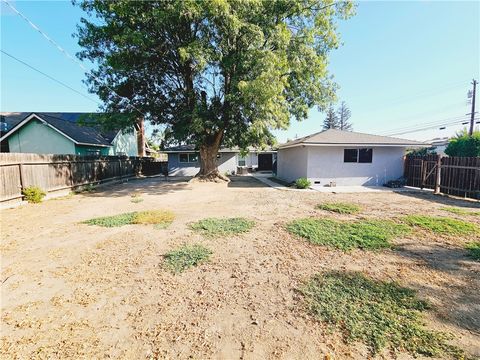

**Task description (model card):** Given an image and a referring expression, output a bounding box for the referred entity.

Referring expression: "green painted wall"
[8,119,76,154]
[75,145,110,155]
[108,128,138,156]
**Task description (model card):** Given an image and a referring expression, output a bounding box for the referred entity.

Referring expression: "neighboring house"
[277,129,428,186]
[165,145,277,176]
[0,112,139,156]
[427,137,450,155]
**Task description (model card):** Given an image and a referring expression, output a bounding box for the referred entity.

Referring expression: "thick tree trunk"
[194,131,229,182]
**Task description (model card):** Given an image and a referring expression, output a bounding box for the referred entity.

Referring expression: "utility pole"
[469,79,477,136]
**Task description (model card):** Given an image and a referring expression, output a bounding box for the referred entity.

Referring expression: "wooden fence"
[0,153,168,203]
[404,155,480,199]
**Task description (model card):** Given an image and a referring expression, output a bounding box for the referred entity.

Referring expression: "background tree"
[445,130,480,157]
[323,106,339,129]
[76,0,354,179]
[337,101,352,130]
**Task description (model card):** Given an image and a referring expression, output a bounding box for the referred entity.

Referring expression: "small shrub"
[465,242,480,261]
[300,272,464,358]
[22,186,46,203]
[317,202,360,214]
[191,217,254,237]
[440,207,480,216]
[164,244,212,273]
[74,183,96,194]
[287,218,409,251]
[405,215,479,236]
[130,197,144,203]
[83,210,174,228]
[295,177,311,189]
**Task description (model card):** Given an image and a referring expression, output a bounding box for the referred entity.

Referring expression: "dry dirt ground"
[1,176,479,359]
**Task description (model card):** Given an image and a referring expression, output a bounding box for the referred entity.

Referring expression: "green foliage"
[405,215,479,236]
[287,218,409,251]
[407,147,437,156]
[465,242,480,261]
[22,186,46,203]
[164,244,212,273]
[445,130,480,157]
[74,183,96,194]
[440,206,480,216]
[75,0,355,172]
[316,202,360,214]
[295,177,311,189]
[323,106,339,130]
[83,210,174,228]
[191,217,254,237]
[300,272,465,358]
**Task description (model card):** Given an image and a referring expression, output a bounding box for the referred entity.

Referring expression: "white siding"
[277,146,309,182]
[306,146,406,186]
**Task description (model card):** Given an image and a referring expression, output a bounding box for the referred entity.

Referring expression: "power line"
[384,117,479,136]
[2,0,146,117]
[377,115,468,135]
[1,49,102,106]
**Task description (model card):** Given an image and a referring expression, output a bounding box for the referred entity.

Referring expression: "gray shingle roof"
[279,129,429,148]
[0,112,119,146]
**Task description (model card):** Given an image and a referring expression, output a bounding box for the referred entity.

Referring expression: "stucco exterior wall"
[276,146,308,182]
[168,152,239,176]
[109,128,138,156]
[305,146,406,186]
[7,119,76,154]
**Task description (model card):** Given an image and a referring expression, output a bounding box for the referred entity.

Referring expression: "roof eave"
[279,142,430,149]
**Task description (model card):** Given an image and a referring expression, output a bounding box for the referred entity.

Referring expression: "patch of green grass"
[130,193,144,203]
[316,202,361,214]
[405,215,479,236]
[163,244,212,273]
[301,272,465,359]
[465,242,480,261]
[440,207,480,216]
[190,217,254,237]
[83,210,174,228]
[287,218,409,251]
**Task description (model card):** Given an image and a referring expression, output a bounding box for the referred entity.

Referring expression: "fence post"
[18,163,25,193]
[434,155,442,194]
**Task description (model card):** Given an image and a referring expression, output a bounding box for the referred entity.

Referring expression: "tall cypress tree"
[323,106,340,130]
[337,101,353,131]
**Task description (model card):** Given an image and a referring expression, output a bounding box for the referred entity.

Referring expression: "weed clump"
[316,202,361,214]
[22,186,46,203]
[190,217,254,237]
[405,215,479,236]
[83,210,174,228]
[164,244,212,273]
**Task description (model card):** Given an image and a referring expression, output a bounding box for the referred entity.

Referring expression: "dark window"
[359,148,373,163]
[188,153,198,162]
[179,153,189,163]
[344,149,358,163]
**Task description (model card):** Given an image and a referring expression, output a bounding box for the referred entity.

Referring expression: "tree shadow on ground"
[80,176,192,198]
[394,190,480,209]
[394,243,480,333]
[227,176,268,188]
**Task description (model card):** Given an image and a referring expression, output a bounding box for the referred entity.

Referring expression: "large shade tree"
[76,0,354,179]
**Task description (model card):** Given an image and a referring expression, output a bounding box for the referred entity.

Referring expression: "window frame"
[343,148,373,163]
[343,149,358,163]
[179,153,198,163]
[237,155,247,167]
[358,148,373,163]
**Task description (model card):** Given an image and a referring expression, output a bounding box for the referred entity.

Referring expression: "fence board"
[0,153,167,202]
[404,155,480,199]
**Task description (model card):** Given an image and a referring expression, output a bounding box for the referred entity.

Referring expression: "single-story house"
[277,129,428,186]
[165,144,277,176]
[0,112,140,156]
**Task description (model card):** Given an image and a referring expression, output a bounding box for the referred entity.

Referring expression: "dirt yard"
[1,177,479,359]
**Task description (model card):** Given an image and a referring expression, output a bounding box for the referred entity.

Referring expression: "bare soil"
[1,176,479,359]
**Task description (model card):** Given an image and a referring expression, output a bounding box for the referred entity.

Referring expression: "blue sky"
[1,0,479,142]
